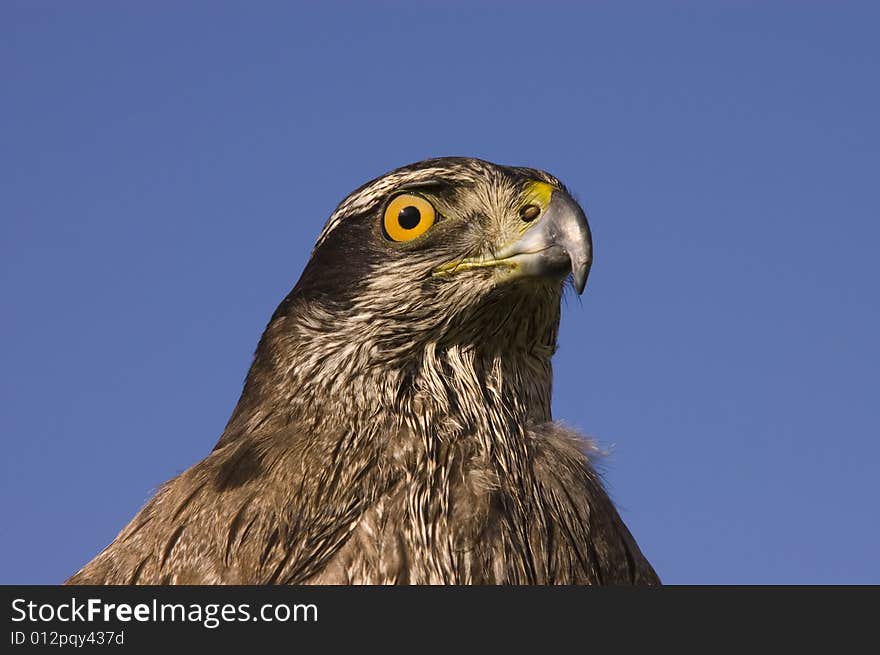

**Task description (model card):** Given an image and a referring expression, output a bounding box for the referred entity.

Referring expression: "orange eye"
[382,194,437,242]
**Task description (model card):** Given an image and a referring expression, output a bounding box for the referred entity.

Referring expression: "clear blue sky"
[2,2,878,584]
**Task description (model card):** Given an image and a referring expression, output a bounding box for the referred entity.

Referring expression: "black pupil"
[398,206,421,230]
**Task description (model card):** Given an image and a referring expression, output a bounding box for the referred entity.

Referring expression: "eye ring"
[382,194,437,242]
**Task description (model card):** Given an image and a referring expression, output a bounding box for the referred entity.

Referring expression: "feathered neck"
[215,290,561,456]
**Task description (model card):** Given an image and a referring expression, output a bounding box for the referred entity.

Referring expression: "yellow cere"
[383,194,437,242]
[523,181,555,211]
[434,180,558,277]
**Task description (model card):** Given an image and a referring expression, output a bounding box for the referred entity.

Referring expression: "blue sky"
[2,2,878,584]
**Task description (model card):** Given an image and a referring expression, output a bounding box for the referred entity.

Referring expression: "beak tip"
[572,263,589,295]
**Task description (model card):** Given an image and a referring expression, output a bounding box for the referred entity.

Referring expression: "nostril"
[520,204,541,223]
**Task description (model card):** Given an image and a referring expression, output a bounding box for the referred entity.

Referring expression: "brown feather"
[66,158,659,585]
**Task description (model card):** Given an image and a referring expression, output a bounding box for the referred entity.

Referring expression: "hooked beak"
[435,188,593,294]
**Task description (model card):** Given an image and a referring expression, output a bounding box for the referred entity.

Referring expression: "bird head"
[286,157,592,359]
[222,158,592,443]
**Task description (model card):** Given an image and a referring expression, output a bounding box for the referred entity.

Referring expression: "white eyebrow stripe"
[312,166,481,252]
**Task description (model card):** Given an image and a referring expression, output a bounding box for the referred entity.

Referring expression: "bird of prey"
[66,157,659,585]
